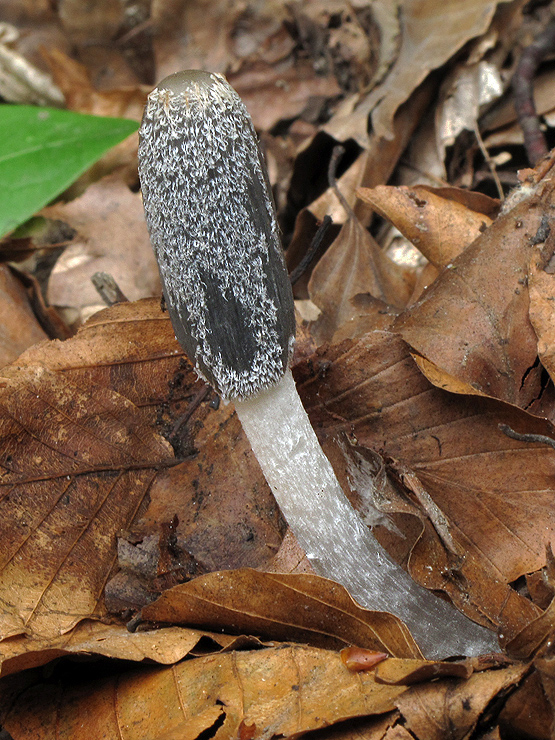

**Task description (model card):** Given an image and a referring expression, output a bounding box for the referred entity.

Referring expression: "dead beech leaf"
[308,215,413,343]
[143,569,422,659]
[395,180,553,408]
[0,299,281,642]
[0,621,252,678]
[504,597,555,660]
[2,646,409,740]
[356,185,493,268]
[44,175,160,320]
[528,232,555,386]
[374,657,473,685]
[43,47,148,121]
[0,361,173,641]
[295,331,555,645]
[328,0,508,145]
[142,409,285,574]
[0,265,47,368]
[395,662,528,740]
[498,669,553,740]
[230,61,342,132]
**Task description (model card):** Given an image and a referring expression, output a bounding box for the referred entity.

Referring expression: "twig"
[474,125,504,200]
[512,19,555,166]
[498,423,555,450]
[328,144,352,216]
[92,271,129,306]
[288,215,332,285]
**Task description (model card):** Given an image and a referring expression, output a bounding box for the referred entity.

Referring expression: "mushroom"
[138,70,498,658]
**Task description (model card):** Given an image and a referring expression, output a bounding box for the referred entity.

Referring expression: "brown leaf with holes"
[356,185,496,268]
[295,331,555,646]
[143,569,422,659]
[394,177,555,409]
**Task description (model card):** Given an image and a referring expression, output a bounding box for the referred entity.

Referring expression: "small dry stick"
[512,19,555,166]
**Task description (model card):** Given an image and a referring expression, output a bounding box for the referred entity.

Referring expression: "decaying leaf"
[0,265,47,368]
[295,330,555,646]
[395,661,528,740]
[1,646,410,740]
[357,185,497,268]
[0,361,173,640]
[395,177,554,408]
[0,299,282,643]
[44,175,160,321]
[142,569,422,659]
[0,620,256,678]
[528,228,555,387]
[308,213,413,343]
[326,0,511,145]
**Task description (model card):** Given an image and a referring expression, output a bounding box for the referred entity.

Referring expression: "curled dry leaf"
[394,178,554,408]
[498,669,554,739]
[326,0,507,145]
[504,596,555,660]
[142,568,422,659]
[2,646,409,740]
[340,646,388,672]
[0,621,254,679]
[0,265,47,368]
[356,185,495,268]
[295,331,555,646]
[395,662,528,740]
[308,214,413,344]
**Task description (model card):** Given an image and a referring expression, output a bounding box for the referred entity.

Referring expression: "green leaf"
[0,105,139,237]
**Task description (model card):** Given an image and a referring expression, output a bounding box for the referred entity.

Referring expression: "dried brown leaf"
[43,47,148,120]
[296,331,555,644]
[0,621,251,678]
[308,215,413,343]
[143,569,422,659]
[528,231,555,386]
[505,597,555,660]
[327,0,509,145]
[2,646,409,739]
[44,176,160,320]
[0,299,281,642]
[0,266,47,368]
[357,185,494,268]
[0,361,173,640]
[395,662,528,740]
[231,61,341,132]
[395,181,552,408]
[498,670,553,740]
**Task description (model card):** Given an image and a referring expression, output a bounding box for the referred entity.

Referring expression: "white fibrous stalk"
[235,368,499,659]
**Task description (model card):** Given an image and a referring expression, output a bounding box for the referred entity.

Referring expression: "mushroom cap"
[139,71,295,399]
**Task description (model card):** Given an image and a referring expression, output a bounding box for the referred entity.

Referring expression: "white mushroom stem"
[234,367,499,659]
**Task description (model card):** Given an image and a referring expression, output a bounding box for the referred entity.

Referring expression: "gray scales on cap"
[138,70,296,400]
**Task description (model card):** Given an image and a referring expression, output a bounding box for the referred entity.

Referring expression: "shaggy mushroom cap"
[139,70,295,400]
